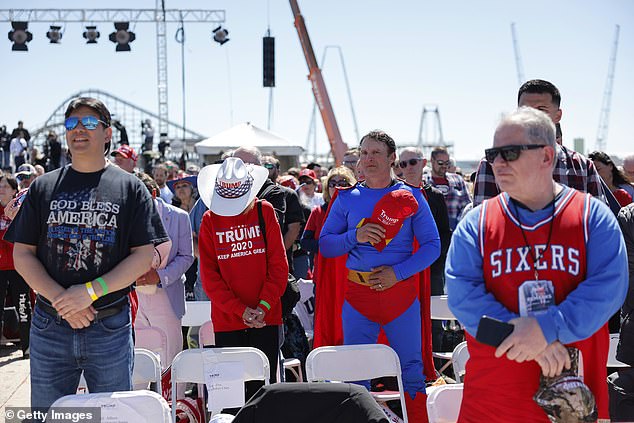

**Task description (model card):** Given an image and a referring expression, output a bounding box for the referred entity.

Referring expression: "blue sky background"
[1,0,632,161]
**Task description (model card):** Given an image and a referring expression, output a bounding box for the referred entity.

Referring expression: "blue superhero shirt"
[320,181,440,281]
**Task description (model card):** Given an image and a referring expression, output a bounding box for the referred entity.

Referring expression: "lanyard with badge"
[512,199,556,317]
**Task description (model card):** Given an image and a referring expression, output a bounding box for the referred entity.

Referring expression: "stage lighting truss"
[46,25,63,43]
[109,21,135,51]
[212,25,229,45]
[83,25,100,44]
[8,21,33,51]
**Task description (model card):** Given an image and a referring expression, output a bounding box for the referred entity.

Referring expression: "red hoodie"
[199,200,288,332]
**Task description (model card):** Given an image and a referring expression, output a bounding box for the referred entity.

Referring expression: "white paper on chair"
[100,403,148,422]
[204,360,245,412]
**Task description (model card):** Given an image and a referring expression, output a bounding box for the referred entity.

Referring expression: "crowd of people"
[2,79,634,422]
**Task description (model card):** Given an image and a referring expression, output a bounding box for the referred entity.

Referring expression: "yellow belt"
[347,270,373,286]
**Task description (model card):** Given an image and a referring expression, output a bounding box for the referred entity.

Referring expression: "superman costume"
[320,180,440,400]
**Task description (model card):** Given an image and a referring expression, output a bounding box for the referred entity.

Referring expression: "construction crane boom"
[596,25,620,152]
[510,23,525,86]
[289,0,347,165]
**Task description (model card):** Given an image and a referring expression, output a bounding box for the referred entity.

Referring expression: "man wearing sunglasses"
[5,97,168,412]
[473,79,609,211]
[446,107,627,422]
[422,146,472,230]
[15,163,37,189]
[342,148,360,172]
[261,155,308,279]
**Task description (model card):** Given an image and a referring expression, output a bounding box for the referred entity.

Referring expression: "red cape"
[312,188,437,380]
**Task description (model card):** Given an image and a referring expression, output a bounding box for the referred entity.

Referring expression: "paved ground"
[0,343,31,421]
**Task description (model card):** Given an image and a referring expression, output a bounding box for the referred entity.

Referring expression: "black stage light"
[109,22,136,52]
[83,26,100,44]
[46,25,62,44]
[212,26,229,45]
[8,21,33,51]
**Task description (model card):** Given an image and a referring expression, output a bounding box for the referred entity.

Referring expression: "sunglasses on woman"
[328,179,350,188]
[399,158,423,168]
[64,116,109,131]
[484,144,547,164]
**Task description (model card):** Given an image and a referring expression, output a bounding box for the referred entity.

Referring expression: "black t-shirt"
[5,164,168,307]
[280,186,305,234]
[423,183,452,295]
[258,179,287,228]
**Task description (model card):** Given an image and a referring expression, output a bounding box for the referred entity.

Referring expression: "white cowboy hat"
[198,157,269,216]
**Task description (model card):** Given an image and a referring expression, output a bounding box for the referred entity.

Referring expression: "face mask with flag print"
[357,189,419,251]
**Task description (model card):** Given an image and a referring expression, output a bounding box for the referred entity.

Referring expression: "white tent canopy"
[194,122,304,156]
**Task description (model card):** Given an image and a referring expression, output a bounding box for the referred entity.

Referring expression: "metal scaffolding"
[1,7,225,149]
[0,9,224,23]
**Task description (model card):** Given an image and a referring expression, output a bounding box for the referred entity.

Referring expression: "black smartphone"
[476,316,514,347]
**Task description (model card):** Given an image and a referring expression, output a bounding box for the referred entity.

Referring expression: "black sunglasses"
[399,158,423,168]
[263,163,278,170]
[485,144,547,164]
[328,179,350,188]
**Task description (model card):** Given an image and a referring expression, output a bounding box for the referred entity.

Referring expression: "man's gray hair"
[499,106,556,148]
[399,146,424,158]
[232,146,262,165]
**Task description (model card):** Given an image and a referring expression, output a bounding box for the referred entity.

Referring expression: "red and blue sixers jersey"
[459,188,609,422]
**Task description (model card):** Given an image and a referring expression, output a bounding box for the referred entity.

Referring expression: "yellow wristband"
[85,282,98,301]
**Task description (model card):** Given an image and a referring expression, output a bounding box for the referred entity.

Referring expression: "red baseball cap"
[278,175,299,190]
[361,189,419,251]
[299,169,317,180]
[110,145,138,162]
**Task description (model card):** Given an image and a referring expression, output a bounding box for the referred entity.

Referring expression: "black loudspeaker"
[263,36,275,87]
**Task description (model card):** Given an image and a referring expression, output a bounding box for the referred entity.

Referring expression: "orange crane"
[289,0,348,165]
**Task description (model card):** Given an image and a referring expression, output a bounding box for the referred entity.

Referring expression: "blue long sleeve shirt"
[320,182,440,281]
[446,186,628,344]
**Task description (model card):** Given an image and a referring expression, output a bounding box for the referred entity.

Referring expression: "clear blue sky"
[1,0,632,160]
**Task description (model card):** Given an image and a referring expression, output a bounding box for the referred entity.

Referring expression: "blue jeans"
[30,301,133,411]
[1,150,10,169]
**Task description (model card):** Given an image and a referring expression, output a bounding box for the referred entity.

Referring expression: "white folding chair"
[608,333,630,368]
[451,342,469,383]
[51,390,171,423]
[306,344,409,423]
[280,350,304,382]
[426,383,463,423]
[170,347,270,422]
[199,320,216,347]
[182,301,212,327]
[135,326,169,370]
[430,295,459,377]
[134,348,163,393]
